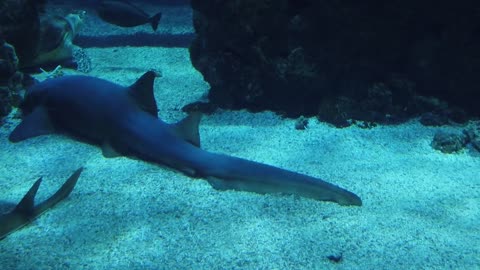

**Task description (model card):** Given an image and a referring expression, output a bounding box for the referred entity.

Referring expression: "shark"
[0,168,82,240]
[9,71,362,206]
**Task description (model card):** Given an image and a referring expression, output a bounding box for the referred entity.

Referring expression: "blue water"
[0,1,479,269]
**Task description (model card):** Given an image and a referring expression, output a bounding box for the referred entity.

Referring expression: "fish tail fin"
[150,12,162,31]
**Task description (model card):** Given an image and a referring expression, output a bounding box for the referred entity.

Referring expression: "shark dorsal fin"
[128,71,159,117]
[14,178,42,214]
[171,112,202,148]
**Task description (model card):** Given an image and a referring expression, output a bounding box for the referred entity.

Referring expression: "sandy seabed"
[0,3,479,270]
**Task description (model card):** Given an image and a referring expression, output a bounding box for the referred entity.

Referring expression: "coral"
[72,47,92,73]
[40,65,64,79]
[0,38,23,120]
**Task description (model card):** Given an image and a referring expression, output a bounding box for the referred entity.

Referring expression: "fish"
[9,72,362,206]
[96,0,162,31]
[0,168,83,240]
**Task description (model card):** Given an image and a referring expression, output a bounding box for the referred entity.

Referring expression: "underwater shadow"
[76,32,196,48]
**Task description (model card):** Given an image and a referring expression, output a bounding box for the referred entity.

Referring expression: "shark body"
[9,72,361,206]
[0,168,82,239]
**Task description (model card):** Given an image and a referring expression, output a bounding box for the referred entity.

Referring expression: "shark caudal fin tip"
[15,177,42,213]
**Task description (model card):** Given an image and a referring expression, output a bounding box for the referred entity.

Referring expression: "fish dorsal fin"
[128,71,159,117]
[170,112,202,148]
[9,106,55,142]
[14,178,42,214]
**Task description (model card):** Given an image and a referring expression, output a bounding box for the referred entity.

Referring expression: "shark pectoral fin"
[9,107,55,142]
[101,142,122,158]
[128,71,159,117]
[206,177,232,191]
[14,178,42,215]
[170,111,202,148]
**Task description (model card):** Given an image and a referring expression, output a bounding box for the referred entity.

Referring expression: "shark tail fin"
[35,167,83,214]
[150,12,162,31]
[171,112,202,148]
[14,178,42,214]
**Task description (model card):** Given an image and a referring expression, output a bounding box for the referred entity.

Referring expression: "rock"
[419,106,469,127]
[1,2,86,70]
[431,131,467,154]
[444,107,469,124]
[182,101,217,115]
[0,39,19,84]
[0,86,13,117]
[317,96,354,128]
[420,112,449,126]
[294,116,308,130]
[189,0,480,123]
[0,0,45,65]
[463,122,480,152]
[0,39,23,119]
[22,11,86,68]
